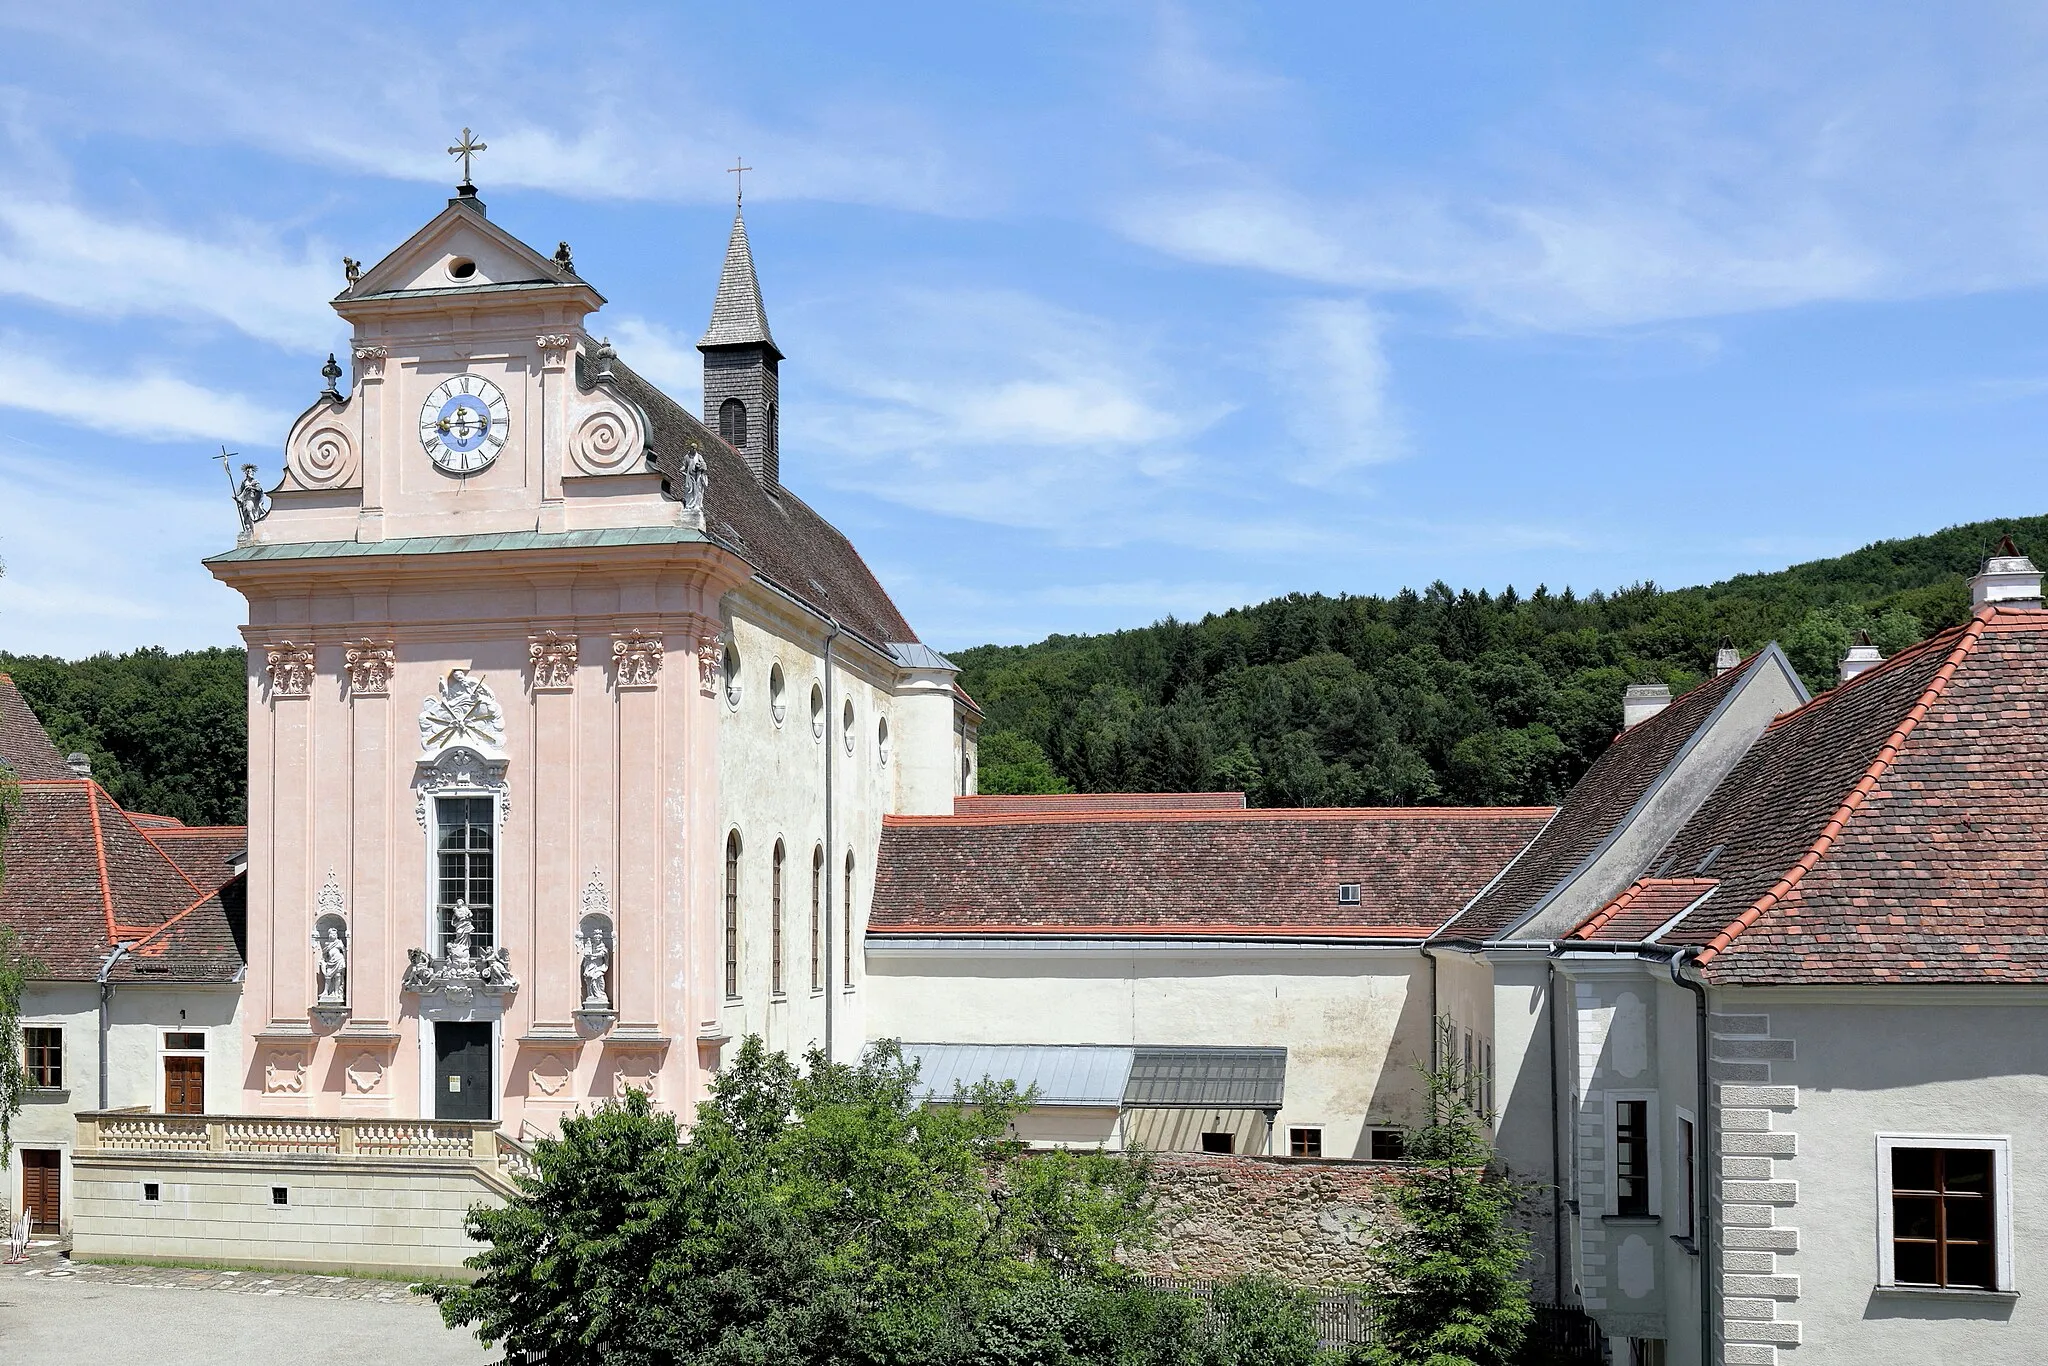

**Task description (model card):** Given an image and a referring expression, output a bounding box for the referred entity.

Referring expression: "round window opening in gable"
[723,641,742,709]
[769,663,787,726]
[877,716,891,766]
[447,257,478,281]
[810,682,826,740]
[842,698,856,753]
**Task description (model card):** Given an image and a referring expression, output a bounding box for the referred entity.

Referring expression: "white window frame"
[1875,1133,2015,1293]
[158,1029,208,1113]
[1674,1107,1698,1241]
[1606,1090,1661,1219]
[427,786,505,957]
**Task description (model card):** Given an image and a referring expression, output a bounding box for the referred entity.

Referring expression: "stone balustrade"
[76,1111,507,1168]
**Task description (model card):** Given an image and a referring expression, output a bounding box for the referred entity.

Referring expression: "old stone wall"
[1124,1152,1404,1285]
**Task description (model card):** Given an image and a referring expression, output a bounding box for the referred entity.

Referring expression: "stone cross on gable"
[449,128,487,190]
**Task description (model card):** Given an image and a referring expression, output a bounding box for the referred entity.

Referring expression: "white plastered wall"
[866,942,1437,1157]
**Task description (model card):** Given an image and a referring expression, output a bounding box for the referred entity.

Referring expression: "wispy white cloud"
[1268,299,1405,484]
[0,195,340,352]
[0,447,244,654]
[608,316,703,412]
[0,340,290,444]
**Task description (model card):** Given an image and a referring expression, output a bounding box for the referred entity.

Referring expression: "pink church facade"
[211,183,973,1132]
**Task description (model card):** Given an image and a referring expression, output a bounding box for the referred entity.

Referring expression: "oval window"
[769,663,787,725]
[842,698,856,754]
[448,257,478,280]
[810,682,826,740]
[723,641,742,708]
[877,716,891,766]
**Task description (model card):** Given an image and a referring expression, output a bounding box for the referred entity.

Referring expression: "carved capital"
[266,641,315,698]
[351,344,388,379]
[612,631,664,688]
[535,333,574,359]
[695,626,725,697]
[343,639,394,696]
[529,630,579,690]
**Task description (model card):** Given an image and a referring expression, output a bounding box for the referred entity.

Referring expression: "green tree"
[977,730,1072,796]
[1360,1037,1532,1366]
[430,1038,1156,1365]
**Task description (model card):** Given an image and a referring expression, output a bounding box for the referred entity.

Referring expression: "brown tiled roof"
[0,778,245,982]
[954,792,1248,816]
[599,356,917,651]
[1436,654,1766,942]
[142,826,247,893]
[1570,878,1719,942]
[1602,609,2048,983]
[0,673,71,780]
[871,806,1553,939]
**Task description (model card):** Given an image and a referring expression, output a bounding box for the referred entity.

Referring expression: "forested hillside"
[2,517,2040,823]
[957,516,2048,806]
[0,647,247,826]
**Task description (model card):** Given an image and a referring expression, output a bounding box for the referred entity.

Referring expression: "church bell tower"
[698,201,782,489]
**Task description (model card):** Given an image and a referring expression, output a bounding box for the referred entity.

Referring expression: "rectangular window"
[435,795,495,951]
[1288,1127,1322,1158]
[1337,883,1361,904]
[25,1027,61,1088]
[1891,1147,1998,1289]
[1676,1114,1697,1240]
[1200,1132,1234,1154]
[1615,1100,1650,1216]
[1482,1040,1494,1118]
[1370,1128,1407,1160]
[164,1032,205,1052]
[1464,1030,1476,1106]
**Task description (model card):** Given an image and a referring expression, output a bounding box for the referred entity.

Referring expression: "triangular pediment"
[343,197,602,303]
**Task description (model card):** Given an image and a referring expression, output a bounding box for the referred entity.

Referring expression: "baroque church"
[206,170,979,1130]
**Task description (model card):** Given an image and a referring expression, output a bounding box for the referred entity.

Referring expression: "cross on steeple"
[727,156,752,205]
[448,128,488,193]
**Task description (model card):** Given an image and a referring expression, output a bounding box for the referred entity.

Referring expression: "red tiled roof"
[1620,609,2048,983]
[1570,878,1719,942]
[0,673,71,780]
[871,806,1553,938]
[141,826,247,893]
[0,778,245,982]
[1437,653,1770,942]
[954,792,1248,816]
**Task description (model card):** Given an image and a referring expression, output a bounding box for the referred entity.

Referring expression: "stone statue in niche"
[311,923,348,1005]
[575,922,612,1009]
[419,668,505,757]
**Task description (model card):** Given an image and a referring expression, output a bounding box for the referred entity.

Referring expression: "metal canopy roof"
[1125,1046,1288,1110]
[901,1043,1133,1108]
[900,1042,1287,1111]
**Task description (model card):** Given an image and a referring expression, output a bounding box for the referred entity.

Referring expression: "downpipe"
[96,942,133,1110]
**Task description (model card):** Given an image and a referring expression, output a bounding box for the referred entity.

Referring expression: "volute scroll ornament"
[351,344,388,379]
[266,641,316,698]
[695,624,726,697]
[535,333,574,357]
[292,423,360,490]
[529,631,578,690]
[612,632,664,688]
[344,640,395,696]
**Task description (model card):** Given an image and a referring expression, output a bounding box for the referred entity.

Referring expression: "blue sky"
[4,2,2048,655]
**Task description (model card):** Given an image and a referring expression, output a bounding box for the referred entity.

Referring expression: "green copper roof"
[206,525,710,564]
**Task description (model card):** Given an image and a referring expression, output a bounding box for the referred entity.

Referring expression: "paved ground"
[0,1242,500,1365]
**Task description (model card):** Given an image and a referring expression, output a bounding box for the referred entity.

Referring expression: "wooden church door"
[164,1056,205,1115]
[21,1149,60,1232]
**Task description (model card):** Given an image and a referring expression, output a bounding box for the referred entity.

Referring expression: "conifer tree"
[1361,1031,1532,1366]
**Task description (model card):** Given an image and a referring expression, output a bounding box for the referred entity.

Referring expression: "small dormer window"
[1338,883,1362,905]
[448,257,477,280]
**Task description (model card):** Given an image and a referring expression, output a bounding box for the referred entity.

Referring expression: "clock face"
[419,374,510,473]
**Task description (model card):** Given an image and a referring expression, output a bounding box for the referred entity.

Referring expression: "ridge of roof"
[887,805,1556,829]
[1693,611,1991,966]
[867,921,1442,940]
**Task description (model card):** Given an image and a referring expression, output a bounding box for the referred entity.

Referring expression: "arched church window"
[771,841,786,997]
[810,845,825,993]
[843,849,856,988]
[720,398,748,448]
[724,830,742,999]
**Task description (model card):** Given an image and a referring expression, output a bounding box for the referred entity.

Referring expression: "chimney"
[1623,683,1672,729]
[1714,637,1741,676]
[66,752,92,778]
[1970,534,2044,611]
[1839,630,1883,684]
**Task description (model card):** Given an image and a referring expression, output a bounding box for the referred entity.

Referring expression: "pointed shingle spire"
[699,208,782,359]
